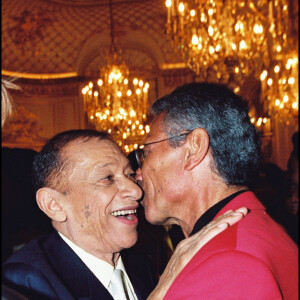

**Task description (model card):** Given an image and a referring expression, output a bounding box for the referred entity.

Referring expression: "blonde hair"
[1,78,20,127]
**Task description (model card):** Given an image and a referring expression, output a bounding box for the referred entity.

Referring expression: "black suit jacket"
[2,231,157,300]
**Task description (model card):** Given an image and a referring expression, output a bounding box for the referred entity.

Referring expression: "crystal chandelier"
[165,0,298,123]
[81,0,150,153]
[260,53,298,125]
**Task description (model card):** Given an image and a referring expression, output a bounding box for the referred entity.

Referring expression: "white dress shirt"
[58,232,138,300]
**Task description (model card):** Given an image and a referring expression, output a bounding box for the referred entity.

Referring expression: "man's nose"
[120,177,143,200]
[135,167,142,182]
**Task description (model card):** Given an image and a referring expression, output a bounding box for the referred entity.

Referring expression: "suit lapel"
[124,266,148,300]
[122,249,156,300]
[44,232,114,300]
[86,270,114,300]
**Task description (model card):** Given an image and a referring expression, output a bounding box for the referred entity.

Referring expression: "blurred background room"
[2,0,298,272]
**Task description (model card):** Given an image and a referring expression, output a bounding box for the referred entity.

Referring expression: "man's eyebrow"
[124,162,133,170]
[91,162,114,170]
[90,162,133,173]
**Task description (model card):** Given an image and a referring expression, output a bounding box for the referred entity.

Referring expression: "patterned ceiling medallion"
[8,9,55,47]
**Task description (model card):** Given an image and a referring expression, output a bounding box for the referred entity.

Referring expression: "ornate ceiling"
[2,0,184,76]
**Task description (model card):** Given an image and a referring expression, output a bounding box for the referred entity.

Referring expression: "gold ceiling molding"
[2,70,78,79]
[48,0,143,5]
[160,62,187,70]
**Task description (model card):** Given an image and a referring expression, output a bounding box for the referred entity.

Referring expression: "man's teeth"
[110,209,137,217]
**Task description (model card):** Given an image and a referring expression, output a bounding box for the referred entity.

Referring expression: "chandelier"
[260,52,298,125]
[165,0,298,123]
[81,0,150,153]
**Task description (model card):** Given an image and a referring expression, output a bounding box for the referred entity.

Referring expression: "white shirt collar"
[58,232,138,300]
[58,232,114,288]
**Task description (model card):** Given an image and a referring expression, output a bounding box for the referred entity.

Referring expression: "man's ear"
[184,128,210,171]
[36,187,67,222]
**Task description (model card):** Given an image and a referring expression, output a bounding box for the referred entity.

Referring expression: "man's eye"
[102,175,114,182]
[95,175,114,187]
[127,172,137,181]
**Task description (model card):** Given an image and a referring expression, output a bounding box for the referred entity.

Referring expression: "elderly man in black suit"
[2,130,157,300]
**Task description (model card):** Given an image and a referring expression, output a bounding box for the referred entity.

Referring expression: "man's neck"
[180,184,247,237]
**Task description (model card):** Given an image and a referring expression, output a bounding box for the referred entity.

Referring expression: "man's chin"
[119,234,138,250]
[144,210,163,226]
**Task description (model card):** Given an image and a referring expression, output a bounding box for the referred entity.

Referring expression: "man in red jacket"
[136,83,298,299]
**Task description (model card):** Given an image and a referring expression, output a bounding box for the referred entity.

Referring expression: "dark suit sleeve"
[3,262,60,300]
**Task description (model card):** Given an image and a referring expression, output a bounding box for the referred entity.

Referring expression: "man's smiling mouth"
[110,209,137,220]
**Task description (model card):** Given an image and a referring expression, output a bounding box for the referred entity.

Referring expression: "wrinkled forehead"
[61,137,123,166]
[59,137,128,182]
